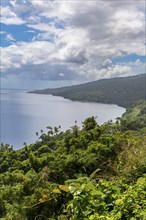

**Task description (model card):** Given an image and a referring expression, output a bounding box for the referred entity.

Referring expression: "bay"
[0,89,125,149]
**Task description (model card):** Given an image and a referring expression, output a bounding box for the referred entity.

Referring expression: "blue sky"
[0,0,145,89]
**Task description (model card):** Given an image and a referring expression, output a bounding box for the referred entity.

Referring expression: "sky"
[0,0,146,89]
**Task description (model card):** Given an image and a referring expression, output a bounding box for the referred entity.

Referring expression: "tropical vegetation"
[0,100,146,219]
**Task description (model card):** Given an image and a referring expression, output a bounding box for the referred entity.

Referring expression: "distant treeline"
[30,73,146,108]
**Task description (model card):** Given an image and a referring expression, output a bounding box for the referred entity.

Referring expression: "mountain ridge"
[30,73,146,108]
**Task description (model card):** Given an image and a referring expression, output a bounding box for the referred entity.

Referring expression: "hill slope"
[31,73,146,108]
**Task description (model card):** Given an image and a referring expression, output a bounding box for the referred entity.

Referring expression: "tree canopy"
[0,101,146,219]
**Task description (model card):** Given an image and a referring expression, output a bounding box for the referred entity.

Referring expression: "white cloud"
[102,59,112,68]
[59,73,65,77]
[25,30,36,33]
[0,31,7,35]
[1,0,145,87]
[110,9,144,34]
[5,33,16,42]
[0,6,25,25]
[1,41,56,72]
[100,65,132,79]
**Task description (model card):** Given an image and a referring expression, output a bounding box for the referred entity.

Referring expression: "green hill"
[31,73,146,108]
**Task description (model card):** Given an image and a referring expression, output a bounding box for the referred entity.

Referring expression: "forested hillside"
[31,73,146,108]
[0,100,146,219]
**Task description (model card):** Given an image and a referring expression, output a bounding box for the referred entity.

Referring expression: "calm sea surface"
[0,89,125,149]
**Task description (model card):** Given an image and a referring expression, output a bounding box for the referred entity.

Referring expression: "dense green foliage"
[0,101,146,219]
[31,73,146,108]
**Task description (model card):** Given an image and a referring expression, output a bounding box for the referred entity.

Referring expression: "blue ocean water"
[0,90,125,149]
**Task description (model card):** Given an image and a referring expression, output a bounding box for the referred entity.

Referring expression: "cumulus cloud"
[0,31,7,35]
[0,6,25,25]
[102,59,112,68]
[1,41,55,71]
[100,65,132,78]
[1,0,145,88]
[5,33,16,42]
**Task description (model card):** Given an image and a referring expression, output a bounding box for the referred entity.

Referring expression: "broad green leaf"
[115,198,124,206]
[59,185,69,192]
[52,188,61,194]
[38,198,45,203]
[137,177,145,185]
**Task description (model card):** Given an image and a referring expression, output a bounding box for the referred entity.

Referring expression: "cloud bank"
[0,0,145,88]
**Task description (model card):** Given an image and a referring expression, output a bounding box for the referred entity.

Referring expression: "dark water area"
[0,89,125,149]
